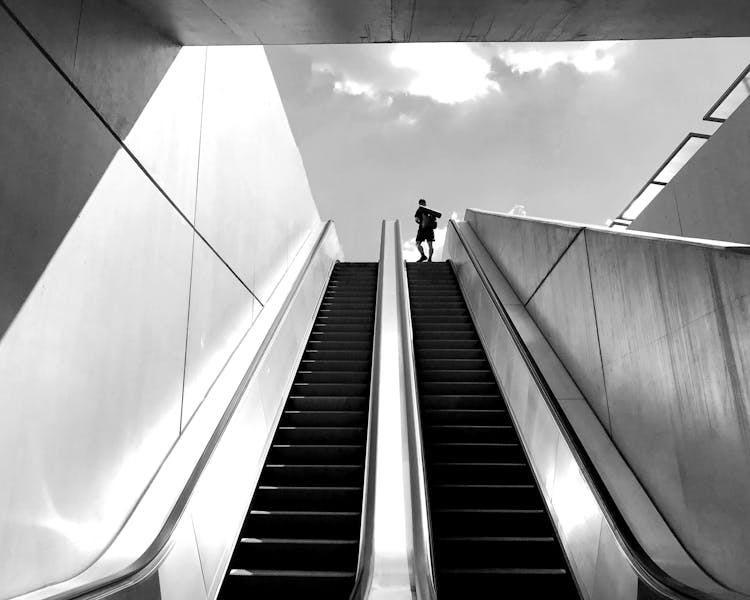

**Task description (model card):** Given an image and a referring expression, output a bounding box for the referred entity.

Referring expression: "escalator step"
[231,538,358,571]
[407,262,580,600]
[243,511,361,539]
[218,262,376,600]
[223,570,355,597]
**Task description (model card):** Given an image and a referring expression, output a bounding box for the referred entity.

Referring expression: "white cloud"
[333,79,376,98]
[391,43,500,104]
[397,113,418,126]
[499,41,619,75]
[402,212,460,262]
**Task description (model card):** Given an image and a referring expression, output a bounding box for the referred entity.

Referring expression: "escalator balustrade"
[218,262,377,598]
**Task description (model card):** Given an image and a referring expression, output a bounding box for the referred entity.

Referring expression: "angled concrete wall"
[466,209,750,594]
[0,4,320,597]
[630,94,750,244]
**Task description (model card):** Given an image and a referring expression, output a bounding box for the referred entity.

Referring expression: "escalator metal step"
[406,262,581,599]
[218,262,377,599]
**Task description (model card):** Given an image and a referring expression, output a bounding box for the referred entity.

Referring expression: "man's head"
[418,199,426,206]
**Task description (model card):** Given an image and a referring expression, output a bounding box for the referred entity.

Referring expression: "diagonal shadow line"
[524,227,585,307]
[0,0,264,322]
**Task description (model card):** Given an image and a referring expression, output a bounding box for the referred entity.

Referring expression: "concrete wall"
[466,209,750,594]
[630,95,750,244]
[0,3,320,597]
[120,0,750,45]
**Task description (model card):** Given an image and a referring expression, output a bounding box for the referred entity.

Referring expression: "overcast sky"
[266,39,750,261]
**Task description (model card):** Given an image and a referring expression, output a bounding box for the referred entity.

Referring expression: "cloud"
[308,43,501,108]
[390,43,500,104]
[402,212,460,262]
[499,42,619,75]
[333,79,377,98]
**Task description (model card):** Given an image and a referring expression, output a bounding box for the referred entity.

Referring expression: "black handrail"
[449,219,742,600]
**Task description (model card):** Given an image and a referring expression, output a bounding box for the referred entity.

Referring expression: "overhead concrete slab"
[122,0,750,45]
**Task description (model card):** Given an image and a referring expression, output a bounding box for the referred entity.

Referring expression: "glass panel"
[710,73,750,121]
[653,136,708,184]
[622,183,665,221]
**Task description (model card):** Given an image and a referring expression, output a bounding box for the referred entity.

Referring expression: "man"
[414,198,442,262]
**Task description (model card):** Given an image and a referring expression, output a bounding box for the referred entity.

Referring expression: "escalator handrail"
[394,220,438,600]
[448,218,742,600]
[28,221,338,600]
[349,221,386,600]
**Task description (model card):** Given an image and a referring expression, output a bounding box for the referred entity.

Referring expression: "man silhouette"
[414,198,442,262]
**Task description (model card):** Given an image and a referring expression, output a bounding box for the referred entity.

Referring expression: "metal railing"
[395,220,438,600]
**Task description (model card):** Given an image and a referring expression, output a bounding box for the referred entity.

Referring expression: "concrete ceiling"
[124,0,750,45]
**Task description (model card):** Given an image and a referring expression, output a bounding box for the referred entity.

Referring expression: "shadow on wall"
[0,0,179,341]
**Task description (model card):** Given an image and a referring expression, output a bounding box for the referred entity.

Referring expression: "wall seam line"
[583,229,613,433]
[672,185,685,236]
[0,0,265,307]
[179,47,209,433]
[73,0,83,71]
[524,227,584,307]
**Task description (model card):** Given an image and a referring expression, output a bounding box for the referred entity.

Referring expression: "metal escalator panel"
[406,262,581,599]
[218,262,378,598]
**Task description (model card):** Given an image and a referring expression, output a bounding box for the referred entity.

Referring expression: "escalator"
[406,261,580,599]
[218,262,378,598]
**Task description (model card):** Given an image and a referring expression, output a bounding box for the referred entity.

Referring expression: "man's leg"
[416,239,427,262]
[427,240,433,262]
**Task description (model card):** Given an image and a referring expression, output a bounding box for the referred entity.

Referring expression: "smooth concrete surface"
[525,232,612,432]
[123,46,206,220]
[444,221,741,600]
[628,185,682,238]
[120,0,750,44]
[0,148,194,599]
[0,12,325,597]
[0,8,119,341]
[195,45,320,301]
[467,210,750,593]
[181,234,257,430]
[7,224,341,600]
[631,96,750,245]
[467,209,582,303]
[4,0,180,140]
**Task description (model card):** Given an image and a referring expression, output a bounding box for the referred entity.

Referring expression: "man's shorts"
[416,227,434,243]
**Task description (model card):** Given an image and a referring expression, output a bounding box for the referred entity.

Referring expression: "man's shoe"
[417,255,427,262]
[427,257,433,262]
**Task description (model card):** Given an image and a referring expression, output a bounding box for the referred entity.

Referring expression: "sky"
[265,39,750,261]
